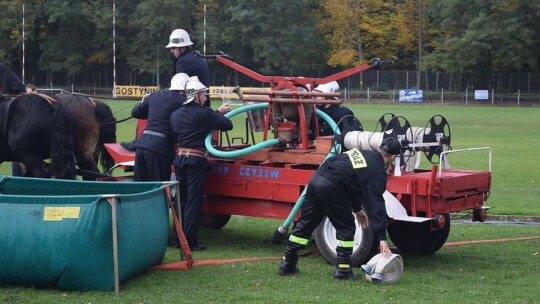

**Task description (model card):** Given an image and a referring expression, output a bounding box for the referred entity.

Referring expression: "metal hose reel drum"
[361,253,404,283]
[375,112,397,133]
[342,115,412,166]
[403,115,451,165]
[420,115,451,164]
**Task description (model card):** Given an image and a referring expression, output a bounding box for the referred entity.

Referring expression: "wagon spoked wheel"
[200,214,232,230]
[314,215,378,267]
[387,213,450,255]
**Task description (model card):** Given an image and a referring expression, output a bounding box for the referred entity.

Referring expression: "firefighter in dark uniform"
[314,81,361,136]
[131,73,189,181]
[170,76,233,251]
[278,137,402,279]
[166,28,211,108]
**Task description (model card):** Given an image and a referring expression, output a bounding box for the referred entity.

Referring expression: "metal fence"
[41,68,540,106]
[212,68,540,94]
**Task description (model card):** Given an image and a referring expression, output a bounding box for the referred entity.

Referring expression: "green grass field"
[0,216,538,303]
[0,101,539,302]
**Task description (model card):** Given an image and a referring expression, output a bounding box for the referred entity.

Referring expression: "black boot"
[120,141,135,152]
[334,245,357,279]
[278,252,299,276]
[334,266,359,280]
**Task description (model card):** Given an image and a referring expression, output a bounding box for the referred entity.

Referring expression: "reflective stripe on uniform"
[289,235,309,245]
[338,264,351,269]
[336,240,354,248]
[344,148,367,169]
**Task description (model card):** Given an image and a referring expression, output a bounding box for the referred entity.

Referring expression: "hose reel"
[421,115,451,164]
[339,113,452,168]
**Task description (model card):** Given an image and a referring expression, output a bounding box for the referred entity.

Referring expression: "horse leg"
[74,136,102,180]
[76,154,100,180]
[17,155,52,178]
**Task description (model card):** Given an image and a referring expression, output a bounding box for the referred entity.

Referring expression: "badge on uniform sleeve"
[344,148,367,169]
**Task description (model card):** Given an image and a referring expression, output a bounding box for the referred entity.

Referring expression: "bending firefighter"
[278,137,402,279]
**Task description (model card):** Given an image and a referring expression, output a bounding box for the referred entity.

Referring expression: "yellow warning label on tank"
[43,206,81,221]
[43,207,64,221]
[63,207,81,219]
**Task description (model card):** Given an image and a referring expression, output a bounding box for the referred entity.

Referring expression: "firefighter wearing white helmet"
[165,29,193,48]
[314,80,339,94]
[166,28,211,107]
[169,73,190,91]
[184,76,208,105]
[314,81,361,136]
[129,73,187,184]
[170,77,233,251]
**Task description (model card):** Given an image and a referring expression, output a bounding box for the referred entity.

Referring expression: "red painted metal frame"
[215,56,377,89]
[106,56,491,226]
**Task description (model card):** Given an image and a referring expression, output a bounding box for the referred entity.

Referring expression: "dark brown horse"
[0,63,116,179]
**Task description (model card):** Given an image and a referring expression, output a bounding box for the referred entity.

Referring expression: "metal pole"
[491,89,494,106]
[517,89,520,106]
[113,0,117,98]
[105,196,120,296]
[441,88,444,104]
[22,4,25,83]
[465,88,468,105]
[417,0,422,89]
[203,4,207,56]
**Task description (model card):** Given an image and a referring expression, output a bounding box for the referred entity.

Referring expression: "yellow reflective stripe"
[336,240,354,248]
[338,264,351,269]
[289,235,309,245]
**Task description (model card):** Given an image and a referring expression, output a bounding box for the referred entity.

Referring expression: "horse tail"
[51,102,76,179]
[94,101,117,172]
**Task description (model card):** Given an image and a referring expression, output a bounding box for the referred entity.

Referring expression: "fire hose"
[203,103,341,243]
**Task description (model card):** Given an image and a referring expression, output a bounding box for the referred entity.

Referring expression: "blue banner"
[399,89,423,103]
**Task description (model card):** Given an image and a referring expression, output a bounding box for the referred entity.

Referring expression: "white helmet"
[314,81,339,93]
[165,29,193,48]
[169,73,189,91]
[184,76,208,104]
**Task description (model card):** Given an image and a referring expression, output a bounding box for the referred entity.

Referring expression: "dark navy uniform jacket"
[132,90,186,160]
[170,103,233,168]
[173,47,210,107]
[317,149,388,240]
[317,104,361,136]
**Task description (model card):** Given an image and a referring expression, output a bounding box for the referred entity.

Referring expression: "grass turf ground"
[1,216,538,303]
[0,100,538,302]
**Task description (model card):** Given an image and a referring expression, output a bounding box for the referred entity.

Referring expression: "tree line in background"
[0,0,538,90]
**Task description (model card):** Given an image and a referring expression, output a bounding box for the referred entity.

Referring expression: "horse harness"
[28,92,60,105]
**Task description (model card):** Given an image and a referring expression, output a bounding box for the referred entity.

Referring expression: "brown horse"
[0,63,116,179]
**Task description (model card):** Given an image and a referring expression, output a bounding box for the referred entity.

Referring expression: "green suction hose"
[203,102,341,244]
[204,103,280,158]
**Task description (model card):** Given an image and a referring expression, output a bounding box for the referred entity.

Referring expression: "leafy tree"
[317,0,402,67]
[0,0,25,72]
[128,0,196,84]
[200,0,327,78]
[424,0,537,73]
